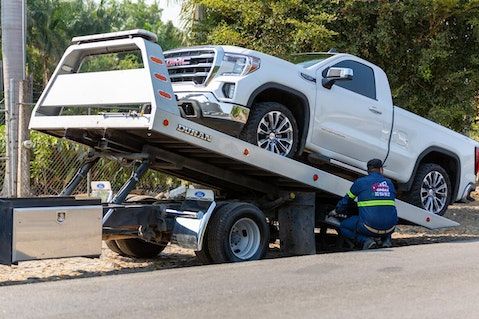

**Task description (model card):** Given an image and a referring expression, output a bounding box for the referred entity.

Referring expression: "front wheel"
[206,202,269,263]
[240,102,299,158]
[403,163,451,216]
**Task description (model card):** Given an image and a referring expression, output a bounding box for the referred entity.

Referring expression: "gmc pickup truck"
[165,46,479,215]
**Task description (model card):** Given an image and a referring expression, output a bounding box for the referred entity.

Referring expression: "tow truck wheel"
[207,202,269,263]
[240,102,299,158]
[115,238,167,258]
[403,163,451,216]
[194,202,228,264]
[105,240,123,255]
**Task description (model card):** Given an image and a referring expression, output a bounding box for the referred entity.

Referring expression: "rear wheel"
[403,163,451,216]
[240,102,299,158]
[105,240,123,255]
[115,238,167,258]
[194,202,228,264]
[207,202,269,263]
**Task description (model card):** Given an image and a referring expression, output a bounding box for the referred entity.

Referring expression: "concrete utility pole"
[1,0,26,197]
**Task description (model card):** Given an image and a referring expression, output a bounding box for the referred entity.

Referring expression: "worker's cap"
[367,158,384,170]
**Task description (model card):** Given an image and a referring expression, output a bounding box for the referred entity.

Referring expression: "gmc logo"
[166,57,191,67]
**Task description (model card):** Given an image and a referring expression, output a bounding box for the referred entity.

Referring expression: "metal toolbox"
[0,197,102,265]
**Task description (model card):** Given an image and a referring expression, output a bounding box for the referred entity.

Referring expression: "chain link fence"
[1,128,181,197]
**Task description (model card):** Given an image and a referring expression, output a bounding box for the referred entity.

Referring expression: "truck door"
[312,59,393,168]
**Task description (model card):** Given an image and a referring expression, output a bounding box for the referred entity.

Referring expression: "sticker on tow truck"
[177,124,212,142]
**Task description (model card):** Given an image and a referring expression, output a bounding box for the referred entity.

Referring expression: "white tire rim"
[229,217,261,260]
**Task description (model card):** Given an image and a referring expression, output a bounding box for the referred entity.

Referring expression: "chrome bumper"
[176,92,250,136]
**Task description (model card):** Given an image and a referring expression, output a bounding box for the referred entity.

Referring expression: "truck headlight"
[219,53,261,76]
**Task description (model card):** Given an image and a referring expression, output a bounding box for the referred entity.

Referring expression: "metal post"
[2,0,25,197]
[59,153,100,196]
[278,192,316,256]
[6,79,18,197]
[17,78,32,196]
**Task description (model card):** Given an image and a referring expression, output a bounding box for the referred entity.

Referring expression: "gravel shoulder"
[1,200,478,286]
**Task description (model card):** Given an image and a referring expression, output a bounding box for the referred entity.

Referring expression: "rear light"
[475,147,479,175]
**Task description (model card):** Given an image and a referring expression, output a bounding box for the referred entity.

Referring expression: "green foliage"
[186,0,336,58]
[327,0,479,133]
[27,0,185,98]
[186,0,479,134]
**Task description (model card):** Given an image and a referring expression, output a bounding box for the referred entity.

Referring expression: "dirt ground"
[1,200,479,286]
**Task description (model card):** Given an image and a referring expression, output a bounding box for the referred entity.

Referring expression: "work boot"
[362,238,377,250]
[381,238,392,248]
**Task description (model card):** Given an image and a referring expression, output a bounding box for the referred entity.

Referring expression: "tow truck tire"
[403,163,451,216]
[194,202,228,264]
[115,238,167,258]
[240,102,299,158]
[207,202,269,263]
[105,240,123,255]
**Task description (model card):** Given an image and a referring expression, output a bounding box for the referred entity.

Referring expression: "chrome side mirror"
[322,67,353,89]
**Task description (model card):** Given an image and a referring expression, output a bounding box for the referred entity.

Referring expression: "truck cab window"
[323,60,376,100]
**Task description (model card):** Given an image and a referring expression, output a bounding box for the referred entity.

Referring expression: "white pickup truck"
[165,46,479,215]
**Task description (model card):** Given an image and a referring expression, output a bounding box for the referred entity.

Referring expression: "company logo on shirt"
[372,181,390,197]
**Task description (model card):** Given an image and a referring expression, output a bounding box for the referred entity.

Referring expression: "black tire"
[403,163,451,216]
[105,240,123,255]
[194,202,228,265]
[115,238,167,258]
[240,102,299,158]
[207,202,269,263]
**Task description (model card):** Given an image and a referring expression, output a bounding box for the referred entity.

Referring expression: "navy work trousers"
[340,215,393,245]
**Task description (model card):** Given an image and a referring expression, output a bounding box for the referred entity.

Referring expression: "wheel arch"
[247,83,311,154]
[399,146,461,202]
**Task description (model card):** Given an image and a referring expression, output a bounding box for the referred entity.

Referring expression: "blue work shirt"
[336,172,398,231]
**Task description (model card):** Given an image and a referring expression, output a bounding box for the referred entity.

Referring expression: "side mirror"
[322,67,353,89]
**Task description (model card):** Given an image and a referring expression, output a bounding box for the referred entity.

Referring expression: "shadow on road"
[1,234,479,287]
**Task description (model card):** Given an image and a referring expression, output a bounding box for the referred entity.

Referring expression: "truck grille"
[164,49,215,85]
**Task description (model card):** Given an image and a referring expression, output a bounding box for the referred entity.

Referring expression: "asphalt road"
[1,241,478,319]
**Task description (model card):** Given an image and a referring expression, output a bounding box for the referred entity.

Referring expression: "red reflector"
[243,149,250,156]
[313,174,319,181]
[475,147,479,175]
[154,73,167,81]
[150,56,164,64]
[159,90,172,99]
[426,217,431,222]
[163,119,169,126]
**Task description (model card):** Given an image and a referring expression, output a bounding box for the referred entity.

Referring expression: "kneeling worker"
[335,159,398,249]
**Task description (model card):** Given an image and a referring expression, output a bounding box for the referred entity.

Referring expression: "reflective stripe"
[357,200,395,207]
[347,191,356,199]
[364,224,396,235]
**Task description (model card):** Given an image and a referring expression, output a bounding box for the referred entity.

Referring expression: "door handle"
[369,107,382,115]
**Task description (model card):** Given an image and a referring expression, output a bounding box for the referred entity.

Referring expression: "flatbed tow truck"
[0,30,458,265]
